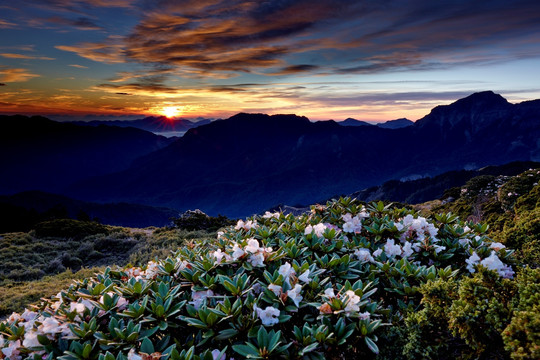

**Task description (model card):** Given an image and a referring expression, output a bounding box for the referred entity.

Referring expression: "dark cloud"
[56,0,540,77]
[0,83,6,86]
[47,16,103,30]
[115,92,131,95]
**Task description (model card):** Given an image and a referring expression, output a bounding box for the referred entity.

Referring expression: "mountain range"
[2,91,540,218]
[338,117,414,129]
[69,116,212,134]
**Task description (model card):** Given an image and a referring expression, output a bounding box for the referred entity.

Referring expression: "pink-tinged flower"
[7,312,21,323]
[1,339,21,359]
[354,248,374,263]
[384,239,402,257]
[268,284,282,297]
[255,306,280,326]
[190,289,214,310]
[248,253,265,267]
[342,213,363,233]
[298,270,311,283]
[117,296,129,310]
[22,330,41,349]
[466,252,481,273]
[212,349,226,360]
[287,284,303,307]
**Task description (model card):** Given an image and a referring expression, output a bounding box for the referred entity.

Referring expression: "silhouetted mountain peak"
[339,118,374,127]
[415,91,513,131]
[377,118,414,129]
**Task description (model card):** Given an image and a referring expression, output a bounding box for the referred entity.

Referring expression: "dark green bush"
[34,219,110,239]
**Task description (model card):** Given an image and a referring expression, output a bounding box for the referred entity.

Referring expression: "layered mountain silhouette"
[59,91,540,217]
[0,115,174,194]
[338,117,413,129]
[70,116,212,133]
[2,91,539,218]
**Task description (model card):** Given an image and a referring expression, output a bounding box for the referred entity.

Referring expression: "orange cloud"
[69,64,88,68]
[0,53,55,60]
[0,67,40,82]
[56,38,125,63]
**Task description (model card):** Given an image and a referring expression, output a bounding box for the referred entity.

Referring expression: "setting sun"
[162,106,181,118]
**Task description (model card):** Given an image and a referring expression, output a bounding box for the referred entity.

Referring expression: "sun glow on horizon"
[161,106,182,118]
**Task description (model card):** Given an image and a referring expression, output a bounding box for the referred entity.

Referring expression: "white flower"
[245,239,261,254]
[433,244,446,253]
[20,309,37,322]
[70,302,86,314]
[145,261,160,279]
[128,348,143,360]
[481,251,514,278]
[384,239,402,257]
[217,231,224,239]
[305,223,327,237]
[248,252,265,267]
[190,289,214,310]
[342,213,363,233]
[372,249,383,257]
[459,238,471,247]
[287,284,303,307]
[402,241,414,258]
[7,312,21,323]
[116,296,129,310]
[344,290,361,313]
[1,339,21,359]
[231,243,245,260]
[255,306,280,326]
[323,288,336,299]
[358,312,371,321]
[394,222,404,231]
[262,211,280,219]
[268,284,282,297]
[39,317,61,335]
[278,262,295,285]
[22,330,41,348]
[235,219,257,231]
[213,249,230,264]
[298,270,311,283]
[354,248,374,263]
[489,242,506,251]
[466,252,481,273]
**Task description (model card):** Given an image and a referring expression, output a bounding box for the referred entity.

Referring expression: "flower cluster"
[0,198,517,359]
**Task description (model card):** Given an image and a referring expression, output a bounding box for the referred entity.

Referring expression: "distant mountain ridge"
[66,92,540,217]
[338,117,413,129]
[0,115,174,194]
[70,116,213,133]
[3,91,540,217]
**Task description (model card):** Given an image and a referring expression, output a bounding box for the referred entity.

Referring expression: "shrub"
[502,267,540,360]
[34,219,110,239]
[0,198,518,359]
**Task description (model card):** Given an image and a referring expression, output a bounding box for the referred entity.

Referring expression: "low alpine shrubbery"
[0,198,522,359]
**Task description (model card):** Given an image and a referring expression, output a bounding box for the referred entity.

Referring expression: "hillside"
[68,92,540,217]
[0,115,174,194]
[0,191,180,231]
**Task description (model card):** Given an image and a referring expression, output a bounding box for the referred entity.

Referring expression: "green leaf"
[140,337,155,354]
[364,336,379,354]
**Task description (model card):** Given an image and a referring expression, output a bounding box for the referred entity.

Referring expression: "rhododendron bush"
[0,198,518,359]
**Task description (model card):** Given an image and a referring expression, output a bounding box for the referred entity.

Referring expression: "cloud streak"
[0,67,40,82]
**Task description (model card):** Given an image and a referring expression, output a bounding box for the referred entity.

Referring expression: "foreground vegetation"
[1,169,539,359]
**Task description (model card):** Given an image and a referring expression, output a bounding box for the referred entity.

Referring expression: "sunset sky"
[1,0,540,121]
